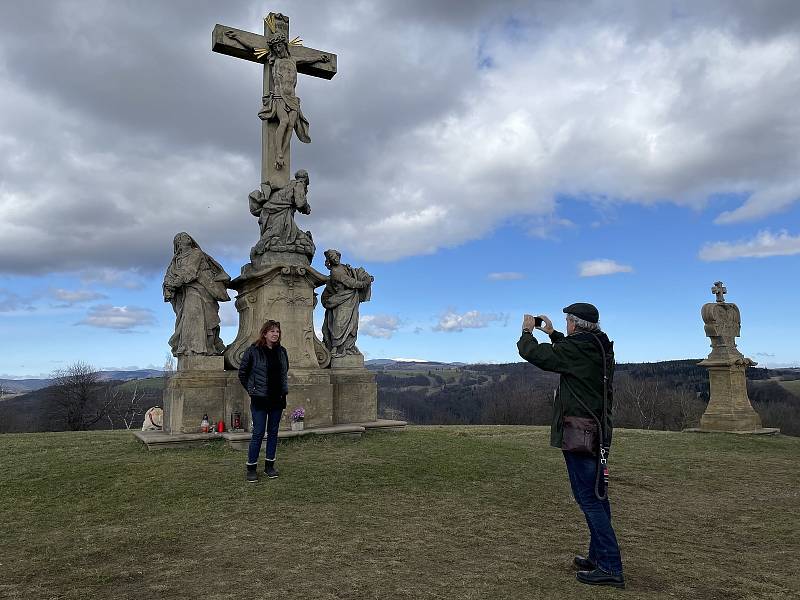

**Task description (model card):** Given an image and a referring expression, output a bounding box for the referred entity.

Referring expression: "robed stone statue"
[163,232,231,356]
[321,249,373,357]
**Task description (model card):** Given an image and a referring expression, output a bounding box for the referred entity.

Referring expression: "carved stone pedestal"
[163,357,229,434]
[331,366,378,424]
[224,263,330,371]
[698,360,762,431]
[222,261,337,431]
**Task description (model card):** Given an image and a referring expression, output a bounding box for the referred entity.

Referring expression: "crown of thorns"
[268,33,288,46]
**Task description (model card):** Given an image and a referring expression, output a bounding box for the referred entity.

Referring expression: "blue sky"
[1,1,799,376]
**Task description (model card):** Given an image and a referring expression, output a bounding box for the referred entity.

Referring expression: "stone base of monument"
[142,351,400,449]
[683,427,780,435]
[162,357,230,434]
[134,420,408,450]
[688,360,780,434]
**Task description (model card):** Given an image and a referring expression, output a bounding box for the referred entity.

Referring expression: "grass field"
[2,427,798,599]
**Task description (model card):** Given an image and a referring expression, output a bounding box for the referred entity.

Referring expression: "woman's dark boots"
[265,459,279,479]
[246,463,258,483]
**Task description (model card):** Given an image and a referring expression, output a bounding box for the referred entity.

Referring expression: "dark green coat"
[517,330,614,449]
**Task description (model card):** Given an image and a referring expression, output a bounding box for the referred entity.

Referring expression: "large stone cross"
[212,13,337,189]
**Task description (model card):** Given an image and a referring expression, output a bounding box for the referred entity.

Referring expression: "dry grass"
[1,426,798,599]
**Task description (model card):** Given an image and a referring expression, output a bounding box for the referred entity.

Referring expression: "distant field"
[778,379,800,397]
[116,377,167,393]
[2,427,798,599]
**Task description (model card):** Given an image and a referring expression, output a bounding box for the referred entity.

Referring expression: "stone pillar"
[163,356,229,433]
[698,283,764,432]
[222,263,334,431]
[330,355,378,424]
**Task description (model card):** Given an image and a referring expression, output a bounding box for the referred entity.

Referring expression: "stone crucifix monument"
[697,281,775,433]
[150,12,392,446]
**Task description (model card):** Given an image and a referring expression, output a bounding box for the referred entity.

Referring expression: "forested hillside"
[375,360,800,435]
[2,361,798,435]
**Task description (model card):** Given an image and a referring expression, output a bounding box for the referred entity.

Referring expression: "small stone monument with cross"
[696,281,776,433]
[151,12,399,447]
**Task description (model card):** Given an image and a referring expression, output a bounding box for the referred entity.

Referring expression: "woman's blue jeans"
[563,450,623,575]
[247,404,283,464]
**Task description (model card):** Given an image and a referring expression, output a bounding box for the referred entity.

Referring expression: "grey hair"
[566,313,601,333]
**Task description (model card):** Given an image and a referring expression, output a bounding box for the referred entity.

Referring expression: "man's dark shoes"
[265,460,279,479]
[246,463,258,483]
[573,555,596,570]
[576,567,625,589]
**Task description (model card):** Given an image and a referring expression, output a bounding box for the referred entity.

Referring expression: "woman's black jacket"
[237,344,289,398]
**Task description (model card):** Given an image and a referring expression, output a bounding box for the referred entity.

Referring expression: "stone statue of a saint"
[163,232,231,356]
[321,249,374,357]
[249,169,315,263]
[225,30,330,170]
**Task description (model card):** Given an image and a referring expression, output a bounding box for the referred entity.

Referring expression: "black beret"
[562,302,599,324]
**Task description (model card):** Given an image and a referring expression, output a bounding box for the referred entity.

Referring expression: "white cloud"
[487,272,526,281]
[433,310,506,332]
[51,288,107,306]
[218,301,238,328]
[360,314,400,339]
[77,304,156,331]
[715,183,800,224]
[80,269,147,290]
[699,230,800,261]
[0,288,36,312]
[578,259,634,277]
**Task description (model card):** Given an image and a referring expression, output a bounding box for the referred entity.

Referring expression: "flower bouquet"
[290,407,305,431]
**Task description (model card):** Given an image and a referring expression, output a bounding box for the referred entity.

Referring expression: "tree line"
[378,361,800,436]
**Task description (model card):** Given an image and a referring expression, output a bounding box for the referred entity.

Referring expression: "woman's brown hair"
[255,320,281,347]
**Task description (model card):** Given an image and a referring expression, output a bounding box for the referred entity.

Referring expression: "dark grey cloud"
[1,0,799,275]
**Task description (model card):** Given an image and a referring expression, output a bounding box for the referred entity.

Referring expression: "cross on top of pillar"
[212,13,337,189]
[712,281,727,303]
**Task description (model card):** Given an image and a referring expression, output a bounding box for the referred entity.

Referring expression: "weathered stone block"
[330,368,377,424]
[699,363,762,431]
[163,369,229,433]
[178,355,225,371]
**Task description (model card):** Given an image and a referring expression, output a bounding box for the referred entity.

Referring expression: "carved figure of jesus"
[225,30,329,170]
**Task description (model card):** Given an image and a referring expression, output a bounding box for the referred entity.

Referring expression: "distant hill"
[2,361,798,435]
[1,369,164,395]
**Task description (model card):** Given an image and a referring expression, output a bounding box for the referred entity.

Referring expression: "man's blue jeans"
[247,405,283,465]
[563,450,623,575]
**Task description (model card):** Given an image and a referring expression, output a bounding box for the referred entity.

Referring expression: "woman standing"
[238,320,289,482]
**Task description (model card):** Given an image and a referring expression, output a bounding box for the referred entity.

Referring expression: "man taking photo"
[517,303,624,589]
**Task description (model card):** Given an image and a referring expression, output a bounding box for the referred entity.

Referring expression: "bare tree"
[109,383,147,430]
[163,353,175,383]
[0,381,8,402]
[50,362,115,431]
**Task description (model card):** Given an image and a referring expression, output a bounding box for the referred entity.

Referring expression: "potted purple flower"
[290,407,305,431]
